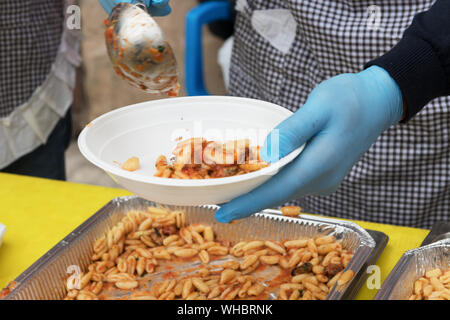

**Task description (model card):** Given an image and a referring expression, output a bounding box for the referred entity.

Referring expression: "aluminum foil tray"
[3,196,376,300]
[375,238,450,300]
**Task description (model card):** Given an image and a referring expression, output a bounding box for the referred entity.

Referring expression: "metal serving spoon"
[104,2,180,96]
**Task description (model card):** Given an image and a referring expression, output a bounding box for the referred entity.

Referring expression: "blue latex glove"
[215,66,404,223]
[98,0,171,16]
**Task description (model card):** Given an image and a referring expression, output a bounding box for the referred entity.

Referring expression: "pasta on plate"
[154,138,269,179]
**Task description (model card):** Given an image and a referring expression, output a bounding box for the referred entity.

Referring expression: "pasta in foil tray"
[63,206,355,300]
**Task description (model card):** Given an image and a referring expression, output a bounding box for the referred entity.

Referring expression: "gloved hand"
[215,66,404,223]
[98,0,171,16]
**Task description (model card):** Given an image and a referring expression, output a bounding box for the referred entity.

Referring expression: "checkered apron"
[229,0,449,228]
[0,1,64,118]
[0,0,80,169]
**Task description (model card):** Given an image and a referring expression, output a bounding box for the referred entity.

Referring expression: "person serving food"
[100,0,450,229]
[213,0,450,229]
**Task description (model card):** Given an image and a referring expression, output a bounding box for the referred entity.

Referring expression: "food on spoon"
[154,138,269,179]
[167,83,181,97]
[104,3,179,97]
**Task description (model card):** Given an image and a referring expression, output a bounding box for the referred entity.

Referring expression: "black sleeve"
[366,0,450,122]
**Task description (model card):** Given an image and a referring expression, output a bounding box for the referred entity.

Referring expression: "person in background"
[0,1,81,181]
[0,0,169,182]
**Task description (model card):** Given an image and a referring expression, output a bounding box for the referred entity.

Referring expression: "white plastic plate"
[78,96,304,205]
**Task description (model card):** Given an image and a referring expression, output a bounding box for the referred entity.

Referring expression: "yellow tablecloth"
[0,173,429,299]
